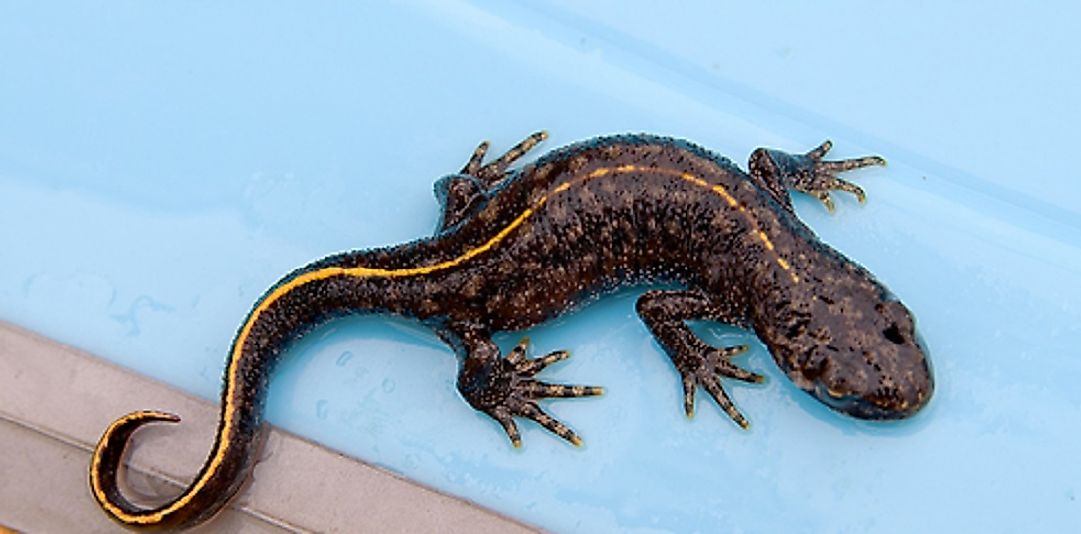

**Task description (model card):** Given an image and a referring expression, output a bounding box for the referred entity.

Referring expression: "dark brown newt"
[89,131,933,530]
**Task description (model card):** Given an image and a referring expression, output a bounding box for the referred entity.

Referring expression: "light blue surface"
[2,1,1080,532]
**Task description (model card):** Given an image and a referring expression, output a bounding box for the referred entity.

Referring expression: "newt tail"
[90,269,422,529]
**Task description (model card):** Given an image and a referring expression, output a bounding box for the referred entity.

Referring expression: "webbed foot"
[457,337,603,447]
[749,140,886,212]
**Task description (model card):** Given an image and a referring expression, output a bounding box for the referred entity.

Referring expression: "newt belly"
[89,131,933,530]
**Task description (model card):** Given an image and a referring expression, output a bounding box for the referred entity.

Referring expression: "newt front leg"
[636,289,764,427]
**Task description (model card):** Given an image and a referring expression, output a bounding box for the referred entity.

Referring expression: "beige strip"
[0,322,536,533]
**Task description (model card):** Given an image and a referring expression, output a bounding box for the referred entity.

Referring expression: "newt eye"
[883,323,904,344]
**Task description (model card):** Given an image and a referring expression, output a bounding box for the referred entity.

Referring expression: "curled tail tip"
[104,410,182,432]
[89,410,184,520]
[138,410,181,424]
[128,410,181,424]
[93,410,181,459]
[90,404,258,530]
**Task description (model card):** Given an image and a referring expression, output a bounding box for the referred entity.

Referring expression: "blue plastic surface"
[2,1,1079,531]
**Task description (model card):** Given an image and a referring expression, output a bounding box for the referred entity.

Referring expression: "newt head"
[764,271,934,421]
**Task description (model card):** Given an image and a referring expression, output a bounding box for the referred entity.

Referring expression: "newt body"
[90,132,933,530]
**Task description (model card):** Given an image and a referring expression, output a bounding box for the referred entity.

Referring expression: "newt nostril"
[883,323,904,344]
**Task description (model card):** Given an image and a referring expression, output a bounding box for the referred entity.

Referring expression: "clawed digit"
[491,407,522,447]
[806,139,833,161]
[461,131,549,183]
[461,141,490,176]
[482,337,602,448]
[520,402,582,446]
[798,140,886,212]
[522,382,604,398]
[679,344,763,428]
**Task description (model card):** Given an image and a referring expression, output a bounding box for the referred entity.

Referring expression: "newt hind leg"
[748,140,886,212]
[433,131,548,232]
[451,333,602,447]
[636,289,764,428]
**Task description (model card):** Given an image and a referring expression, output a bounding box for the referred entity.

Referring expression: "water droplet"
[336,350,353,367]
[381,378,396,393]
[316,399,329,420]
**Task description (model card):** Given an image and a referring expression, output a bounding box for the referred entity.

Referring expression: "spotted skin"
[89,131,933,530]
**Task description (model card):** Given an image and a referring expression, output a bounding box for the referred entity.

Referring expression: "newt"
[90,132,933,530]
